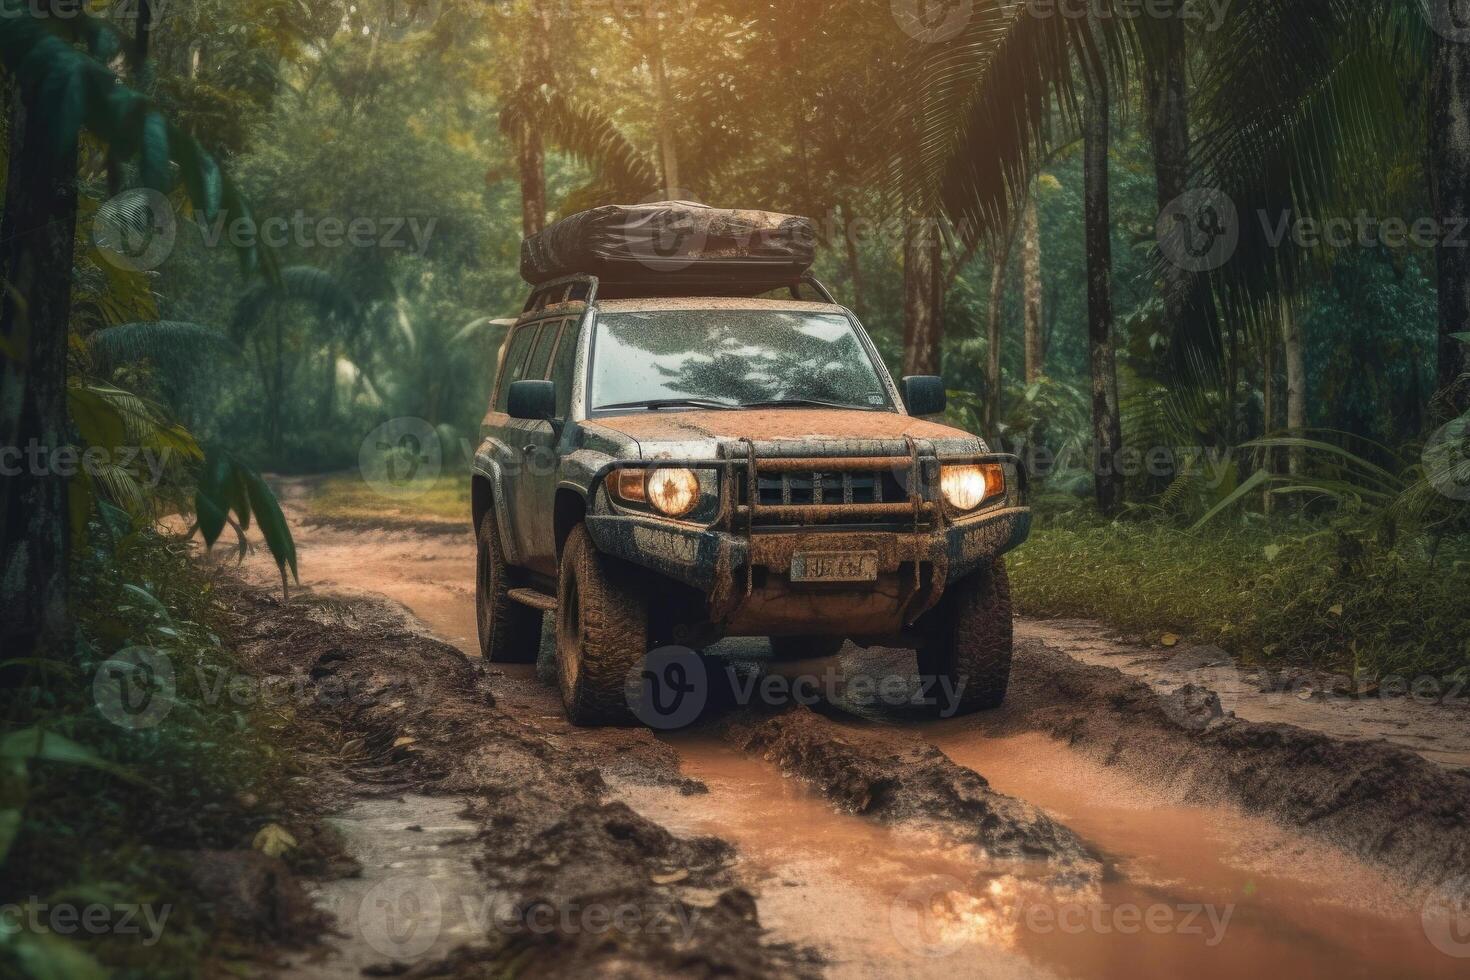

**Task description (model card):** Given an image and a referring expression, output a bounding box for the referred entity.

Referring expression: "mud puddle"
[282,795,483,978]
[612,740,1054,979]
[921,725,1462,979]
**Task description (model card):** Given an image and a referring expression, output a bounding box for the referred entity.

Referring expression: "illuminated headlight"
[941,464,1004,512]
[645,468,700,518]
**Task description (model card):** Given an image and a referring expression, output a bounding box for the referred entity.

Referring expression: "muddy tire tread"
[476,508,541,663]
[918,559,1013,713]
[557,524,648,726]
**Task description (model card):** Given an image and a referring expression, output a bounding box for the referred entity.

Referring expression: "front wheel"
[476,507,541,663]
[916,560,1013,715]
[555,524,649,726]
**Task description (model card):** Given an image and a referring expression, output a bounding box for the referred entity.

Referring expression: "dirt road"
[222,490,1470,979]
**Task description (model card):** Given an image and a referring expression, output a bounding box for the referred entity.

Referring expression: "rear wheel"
[916,560,1013,714]
[556,524,649,726]
[768,636,846,660]
[476,507,541,663]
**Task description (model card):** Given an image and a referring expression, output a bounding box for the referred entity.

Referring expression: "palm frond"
[88,321,240,376]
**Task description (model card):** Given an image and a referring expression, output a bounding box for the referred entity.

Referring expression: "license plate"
[790,551,879,583]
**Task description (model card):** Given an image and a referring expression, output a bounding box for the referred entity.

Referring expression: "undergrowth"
[1010,506,1470,680]
[1,526,307,978]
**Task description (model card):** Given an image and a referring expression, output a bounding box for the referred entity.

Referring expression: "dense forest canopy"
[2,0,1468,668]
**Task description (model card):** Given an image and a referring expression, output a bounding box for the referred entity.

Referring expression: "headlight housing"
[941,463,1004,512]
[644,467,700,518]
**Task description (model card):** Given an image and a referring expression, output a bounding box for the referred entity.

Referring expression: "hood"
[583,408,983,458]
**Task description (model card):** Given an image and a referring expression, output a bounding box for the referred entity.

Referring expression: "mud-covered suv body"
[472,275,1030,725]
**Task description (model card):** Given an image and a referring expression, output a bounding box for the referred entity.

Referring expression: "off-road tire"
[476,507,541,663]
[556,524,649,726]
[916,560,1012,714]
[768,636,846,660]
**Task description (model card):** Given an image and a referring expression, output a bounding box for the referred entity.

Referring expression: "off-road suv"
[473,209,1029,726]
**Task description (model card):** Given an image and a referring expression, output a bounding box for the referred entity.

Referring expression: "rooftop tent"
[519,201,817,296]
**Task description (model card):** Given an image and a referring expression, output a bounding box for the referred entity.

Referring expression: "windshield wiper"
[740,398,875,410]
[594,398,742,411]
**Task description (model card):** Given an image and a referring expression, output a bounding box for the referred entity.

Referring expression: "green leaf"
[195,449,235,550]
[1189,467,1271,532]
[7,931,110,980]
[0,729,140,785]
[138,110,170,193]
[242,468,298,585]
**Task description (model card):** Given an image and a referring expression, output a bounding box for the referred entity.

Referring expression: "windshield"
[589,310,894,412]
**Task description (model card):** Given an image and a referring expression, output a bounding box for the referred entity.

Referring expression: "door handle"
[522,444,538,455]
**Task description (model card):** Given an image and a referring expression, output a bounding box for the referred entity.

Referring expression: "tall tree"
[0,67,80,662]
[1431,10,1470,415]
[1082,28,1125,514]
[1022,192,1044,381]
[903,215,943,377]
[1141,5,1195,356]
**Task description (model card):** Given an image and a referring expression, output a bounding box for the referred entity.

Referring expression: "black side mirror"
[901,376,946,417]
[508,379,556,421]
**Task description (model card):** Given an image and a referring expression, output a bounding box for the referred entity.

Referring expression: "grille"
[737,462,919,527]
[753,469,904,507]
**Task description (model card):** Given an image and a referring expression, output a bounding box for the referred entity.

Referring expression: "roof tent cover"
[520,201,816,290]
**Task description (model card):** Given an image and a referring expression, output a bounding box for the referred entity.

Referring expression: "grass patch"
[308,471,471,524]
[1010,510,1470,679]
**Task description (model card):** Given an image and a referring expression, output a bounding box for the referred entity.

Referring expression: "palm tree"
[879,1,1130,509]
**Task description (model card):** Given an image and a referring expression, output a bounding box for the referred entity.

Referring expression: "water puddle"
[282,795,483,978]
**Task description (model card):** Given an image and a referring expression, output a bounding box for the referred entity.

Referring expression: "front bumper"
[583,448,1029,634]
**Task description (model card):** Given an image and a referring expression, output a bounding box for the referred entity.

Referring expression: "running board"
[508,587,556,612]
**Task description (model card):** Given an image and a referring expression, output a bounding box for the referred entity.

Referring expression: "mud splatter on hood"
[583,408,982,457]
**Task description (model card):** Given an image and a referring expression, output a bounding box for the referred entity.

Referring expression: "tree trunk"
[1262,318,1276,515]
[517,0,552,237]
[646,0,681,198]
[1144,11,1193,354]
[902,216,942,378]
[1431,17,1470,417]
[841,201,867,317]
[1083,51,1125,515]
[1281,293,1307,477]
[0,88,81,662]
[986,234,1014,435]
[1022,192,1044,382]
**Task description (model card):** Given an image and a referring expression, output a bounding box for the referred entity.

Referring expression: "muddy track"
[221,583,820,977]
[217,504,1470,978]
[992,640,1470,893]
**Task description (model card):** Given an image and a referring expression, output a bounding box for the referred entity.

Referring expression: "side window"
[524,318,559,382]
[494,324,539,411]
[549,319,583,419]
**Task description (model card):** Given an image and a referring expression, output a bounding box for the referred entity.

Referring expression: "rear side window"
[524,319,559,382]
[550,320,583,419]
[494,324,539,411]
